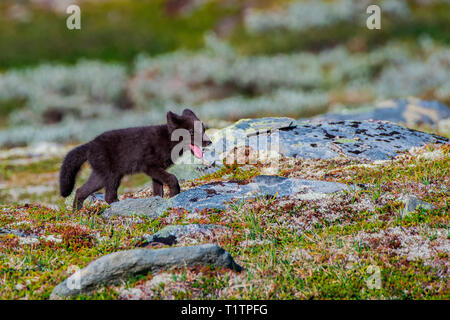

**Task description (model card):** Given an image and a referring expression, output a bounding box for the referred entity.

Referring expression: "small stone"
[103,196,171,218]
[402,195,435,218]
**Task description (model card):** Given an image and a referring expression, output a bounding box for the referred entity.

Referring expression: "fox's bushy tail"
[59,144,89,197]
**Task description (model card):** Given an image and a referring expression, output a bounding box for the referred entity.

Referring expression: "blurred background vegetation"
[1,0,450,68]
[0,0,236,68]
[0,0,449,147]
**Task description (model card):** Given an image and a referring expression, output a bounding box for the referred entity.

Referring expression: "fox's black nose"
[203,139,212,147]
[203,133,212,147]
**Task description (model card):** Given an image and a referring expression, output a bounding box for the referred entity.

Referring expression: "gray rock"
[50,244,242,298]
[204,117,448,164]
[173,175,353,211]
[173,117,295,179]
[402,195,436,218]
[309,98,450,128]
[287,120,447,160]
[103,196,171,218]
[103,175,352,217]
[0,227,34,238]
[203,117,296,165]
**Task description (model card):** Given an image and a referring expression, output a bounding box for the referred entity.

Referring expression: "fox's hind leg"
[104,175,122,204]
[73,171,104,212]
[152,179,164,197]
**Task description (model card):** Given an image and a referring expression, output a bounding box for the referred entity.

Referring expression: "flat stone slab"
[204,117,448,164]
[103,175,352,217]
[173,175,352,211]
[103,196,170,218]
[51,244,242,298]
[310,98,450,128]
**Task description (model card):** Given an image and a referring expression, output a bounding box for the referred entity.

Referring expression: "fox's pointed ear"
[167,111,182,133]
[182,108,196,118]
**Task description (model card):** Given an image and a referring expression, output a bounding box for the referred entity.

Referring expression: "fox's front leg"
[152,179,164,197]
[145,167,180,197]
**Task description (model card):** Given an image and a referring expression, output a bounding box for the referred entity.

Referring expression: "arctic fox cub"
[59,109,211,211]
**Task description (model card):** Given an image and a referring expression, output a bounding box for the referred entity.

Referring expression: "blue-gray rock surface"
[402,195,436,218]
[103,175,353,217]
[50,244,242,298]
[173,175,352,211]
[204,117,448,165]
[103,196,170,218]
[284,119,447,160]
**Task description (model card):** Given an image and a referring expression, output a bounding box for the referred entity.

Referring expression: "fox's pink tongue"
[190,144,203,159]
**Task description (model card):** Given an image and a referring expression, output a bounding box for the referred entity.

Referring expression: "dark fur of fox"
[59,109,211,211]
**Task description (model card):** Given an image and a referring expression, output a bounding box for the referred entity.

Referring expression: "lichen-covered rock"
[203,117,295,166]
[288,120,447,160]
[166,114,449,179]
[174,175,353,211]
[50,244,242,298]
[103,175,352,217]
[310,98,450,128]
[203,117,448,165]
